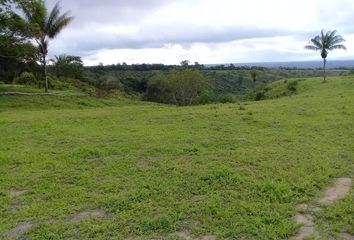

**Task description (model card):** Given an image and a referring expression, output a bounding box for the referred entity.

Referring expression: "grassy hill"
[0,77,353,239]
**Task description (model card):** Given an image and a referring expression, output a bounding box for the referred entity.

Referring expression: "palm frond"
[45,2,60,34]
[307,36,323,49]
[305,29,346,53]
[304,45,320,51]
[330,35,345,46]
[20,1,46,30]
[47,12,73,38]
[31,1,46,28]
[328,44,347,50]
[328,30,337,40]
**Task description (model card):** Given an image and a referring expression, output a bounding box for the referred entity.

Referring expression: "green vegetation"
[20,0,73,92]
[0,76,353,239]
[0,0,40,82]
[317,195,354,238]
[145,69,212,106]
[81,66,346,105]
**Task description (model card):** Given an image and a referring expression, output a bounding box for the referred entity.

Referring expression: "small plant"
[239,105,246,110]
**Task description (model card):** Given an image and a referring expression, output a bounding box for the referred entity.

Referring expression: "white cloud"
[82,36,318,65]
[45,0,354,65]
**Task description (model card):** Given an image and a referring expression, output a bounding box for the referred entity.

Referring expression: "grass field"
[0,77,353,239]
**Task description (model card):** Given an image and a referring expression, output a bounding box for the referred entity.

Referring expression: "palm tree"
[51,54,83,78]
[305,30,346,82]
[21,1,73,92]
[250,69,257,83]
[52,54,82,66]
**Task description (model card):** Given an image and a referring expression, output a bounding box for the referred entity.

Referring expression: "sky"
[46,0,354,66]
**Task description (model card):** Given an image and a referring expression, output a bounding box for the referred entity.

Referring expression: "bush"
[14,72,38,86]
[219,94,235,103]
[286,80,298,92]
[48,76,71,90]
[255,91,266,101]
[198,90,218,104]
[97,74,123,91]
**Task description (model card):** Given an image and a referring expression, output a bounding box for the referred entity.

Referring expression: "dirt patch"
[296,204,308,212]
[172,231,217,240]
[340,233,354,240]
[294,214,315,227]
[174,231,193,240]
[69,209,107,223]
[291,214,318,240]
[291,177,352,239]
[9,189,27,198]
[2,222,33,239]
[139,156,161,167]
[0,92,57,96]
[318,178,352,205]
[139,157,151,167]
[292,226,318,240]
[9,189,27,212]
[200,236,217,240]
[9,199,23,212]
[190,195,206,202]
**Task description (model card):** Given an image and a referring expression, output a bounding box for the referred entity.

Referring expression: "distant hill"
[208,60,354,69]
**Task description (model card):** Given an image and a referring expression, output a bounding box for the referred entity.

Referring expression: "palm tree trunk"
[43,55,48,92]
[323,58,327,83]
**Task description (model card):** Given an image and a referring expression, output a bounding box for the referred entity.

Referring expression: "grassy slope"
[0,77,353,239]
[0,84,137,110]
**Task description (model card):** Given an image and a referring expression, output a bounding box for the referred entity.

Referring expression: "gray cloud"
[47,0,176,26]
[44,0,354,63]
[51,24,290,56]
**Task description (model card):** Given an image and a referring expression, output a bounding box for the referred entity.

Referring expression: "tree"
[146,69,212,106]
[0,0,39,82]
[305,30,346,82]
[180,60,190,68]
[250,69,257,83]
[51,55,83,79]
[21,0,73,92]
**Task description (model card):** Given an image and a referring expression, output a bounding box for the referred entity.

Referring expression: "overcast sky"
[46,0,354,65]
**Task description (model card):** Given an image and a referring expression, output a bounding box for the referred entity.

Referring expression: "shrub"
[198,90,217,104]
[286,80,298,92]
[48,76,71,90]
[14,72,38,86]
[219,94,235,103]
[255,91,266,101]
[97,74,123,91]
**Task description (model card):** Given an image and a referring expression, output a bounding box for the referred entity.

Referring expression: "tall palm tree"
[305,30,346,82]
[21,1,73,92]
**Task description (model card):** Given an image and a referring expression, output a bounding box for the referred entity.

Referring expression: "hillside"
[0,76,353,239]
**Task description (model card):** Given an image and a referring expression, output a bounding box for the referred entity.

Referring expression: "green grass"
[0,77,353,239]
[0,84,46,93]
[0,83,137,111]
